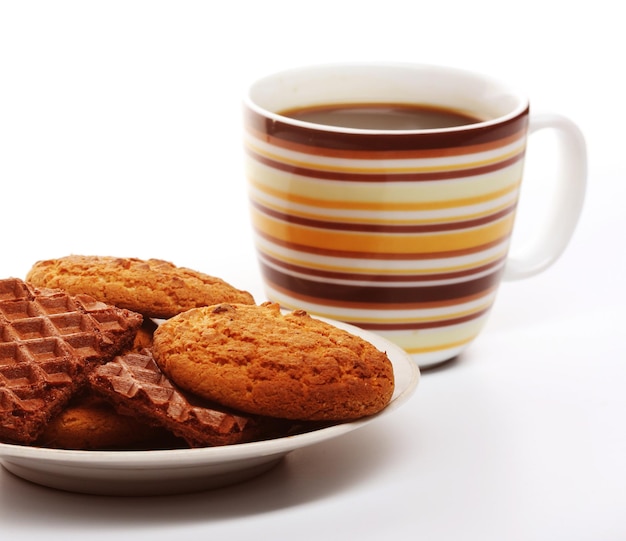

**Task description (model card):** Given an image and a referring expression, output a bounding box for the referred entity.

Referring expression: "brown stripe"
[246,147,525,182]
[260,262,503,305]
[251,199,517,233]
[260,252,507,282]
[267,276,497,310]
[246,123,528,160]
[244,105,529,153]
[254,228,512,260]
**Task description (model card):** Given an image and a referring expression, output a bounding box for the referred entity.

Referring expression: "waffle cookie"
[0,278,143,444]
[88,350,287,447]
[152,302,395,421]
[26,255,255,319]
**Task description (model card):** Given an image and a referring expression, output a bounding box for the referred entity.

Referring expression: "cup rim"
[244,62,530,135]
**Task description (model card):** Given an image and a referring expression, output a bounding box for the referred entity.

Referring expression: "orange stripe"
[251,207,516,254]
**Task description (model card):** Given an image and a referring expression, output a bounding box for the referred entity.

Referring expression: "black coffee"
[280,102,483,130]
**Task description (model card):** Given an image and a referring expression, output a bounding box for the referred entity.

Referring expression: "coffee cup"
[243,63,587,368]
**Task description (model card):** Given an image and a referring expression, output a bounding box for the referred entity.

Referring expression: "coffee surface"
[280,102,482,130]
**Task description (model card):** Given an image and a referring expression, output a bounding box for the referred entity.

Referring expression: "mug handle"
[503,114,587,281]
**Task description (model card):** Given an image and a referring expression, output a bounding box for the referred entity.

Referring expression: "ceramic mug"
[243,63,587,368]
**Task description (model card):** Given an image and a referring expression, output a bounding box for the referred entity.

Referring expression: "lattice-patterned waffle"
[0,278,143,444]
[89,350,290,447]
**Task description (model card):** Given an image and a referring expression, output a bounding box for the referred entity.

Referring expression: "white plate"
[0,318,419,496]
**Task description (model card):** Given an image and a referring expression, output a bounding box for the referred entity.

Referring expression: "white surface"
[0,0,624,539]
[0,321,419,496]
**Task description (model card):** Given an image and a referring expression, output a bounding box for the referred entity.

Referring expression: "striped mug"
[243,63,586,368]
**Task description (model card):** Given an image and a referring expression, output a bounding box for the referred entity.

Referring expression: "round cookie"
[152,302,395,421]
[26,255,255,319]
[37,395,171,450]
[130,317,159,351]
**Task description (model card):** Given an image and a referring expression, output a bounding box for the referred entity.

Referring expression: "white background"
[0,1,624,540]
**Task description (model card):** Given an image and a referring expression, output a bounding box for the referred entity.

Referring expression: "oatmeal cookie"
[152,302,395,421]
[37,394,173,450]
[26,255,255,319]
[130,317,159,351]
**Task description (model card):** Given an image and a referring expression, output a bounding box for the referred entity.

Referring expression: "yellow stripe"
[252,207,516,254]
[246,140,525,174]
[404,335,476,354]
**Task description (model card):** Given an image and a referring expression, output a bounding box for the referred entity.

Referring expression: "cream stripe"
[260,250,504,288]
[380,318,488,352]
[246,158,525,205]
[403,336,476,355]
[249,183,519,225]
[257,248,507,277]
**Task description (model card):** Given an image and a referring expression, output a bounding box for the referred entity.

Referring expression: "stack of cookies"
[0,256,395,450]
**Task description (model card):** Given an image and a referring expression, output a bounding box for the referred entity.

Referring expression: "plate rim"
[0,316,420,469]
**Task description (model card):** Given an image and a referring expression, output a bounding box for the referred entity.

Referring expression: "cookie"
[0,278,143,444]
[152,302,395,421]
[130,317,159,351]
[88,350,289,447]
[37,394,175,450]
[26,255,255,319]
